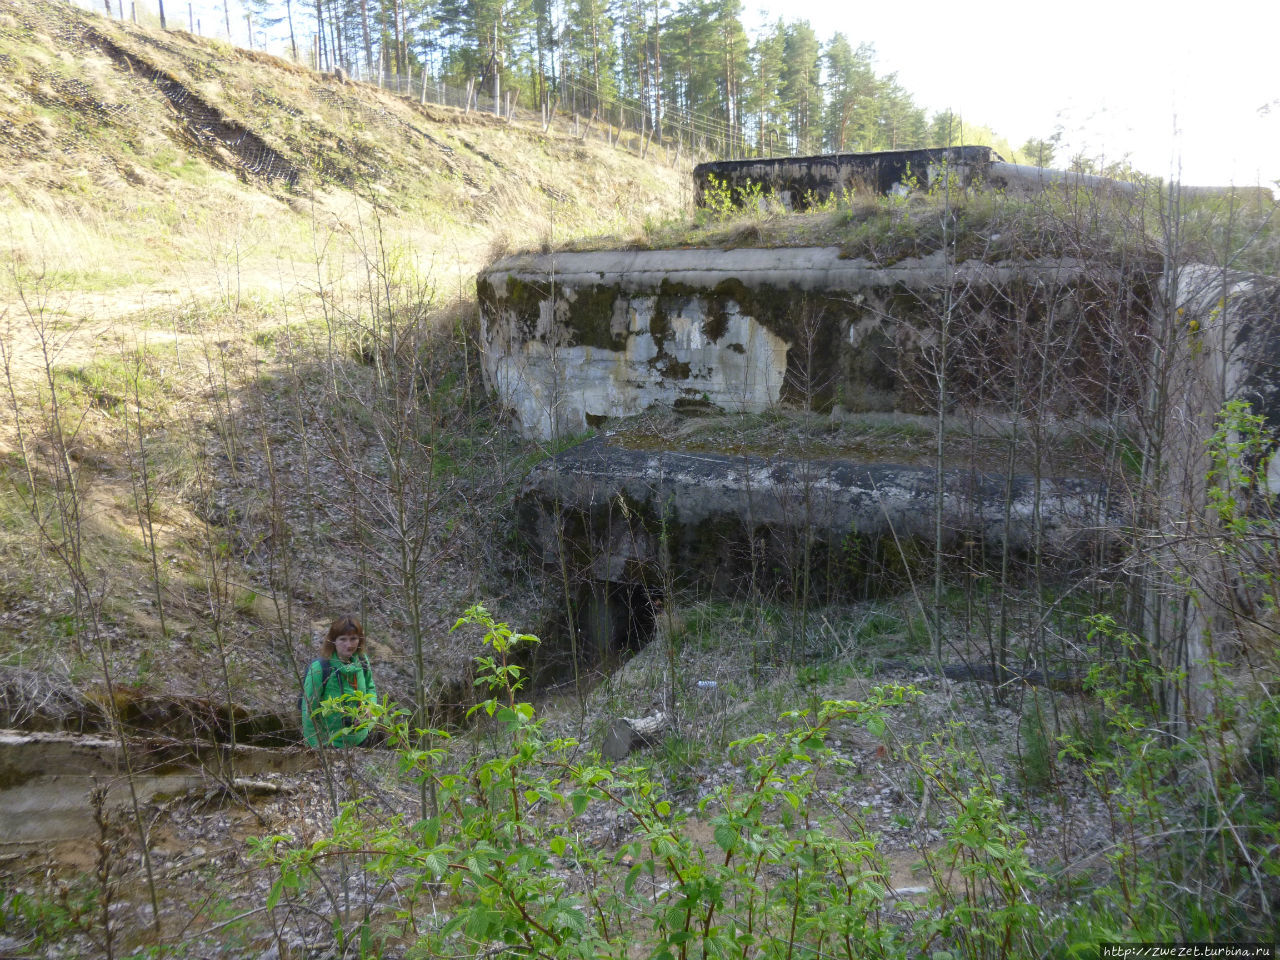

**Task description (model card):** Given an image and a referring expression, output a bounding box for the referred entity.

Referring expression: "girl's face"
[334,632,360,662]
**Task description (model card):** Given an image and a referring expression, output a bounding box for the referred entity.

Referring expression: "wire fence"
[66,0,769,163]
[337,63,762,163]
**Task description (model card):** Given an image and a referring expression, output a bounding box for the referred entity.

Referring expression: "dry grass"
[0,0,687,715]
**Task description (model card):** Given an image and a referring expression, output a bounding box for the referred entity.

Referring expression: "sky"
[747,0,1280,188]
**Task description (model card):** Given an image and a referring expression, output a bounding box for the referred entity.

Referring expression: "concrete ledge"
[518,436,1119,596]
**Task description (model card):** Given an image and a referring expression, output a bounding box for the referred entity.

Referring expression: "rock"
[601,712,669,760]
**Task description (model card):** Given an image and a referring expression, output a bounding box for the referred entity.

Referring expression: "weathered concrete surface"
[693,146,1000,209]
[1152,267,1280,721]
[479,247,1150,439]
[0,730,311,846]
[518,437,1118,598]
[692,148,1266,210]
[985,162,1137,197]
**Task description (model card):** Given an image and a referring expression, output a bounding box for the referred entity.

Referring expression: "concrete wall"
[518,436,1119,599]
[478,246,1152,440]
[1153,267,1280,720]
[693,146,999,209]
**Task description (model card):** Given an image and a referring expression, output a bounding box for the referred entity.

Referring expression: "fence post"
[465,79,474,114]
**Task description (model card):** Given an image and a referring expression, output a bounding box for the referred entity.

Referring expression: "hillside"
[0,0,683,290]
[0,0,684,722]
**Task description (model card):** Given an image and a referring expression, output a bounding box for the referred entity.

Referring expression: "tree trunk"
[359,0,373,75]
[285,0,297,60]
[313,0,325,69]
[390,0,402,75]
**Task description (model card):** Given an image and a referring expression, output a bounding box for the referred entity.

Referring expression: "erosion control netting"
[0,0,299,186]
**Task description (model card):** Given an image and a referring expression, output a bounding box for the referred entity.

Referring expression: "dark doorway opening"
[576,580,661,667]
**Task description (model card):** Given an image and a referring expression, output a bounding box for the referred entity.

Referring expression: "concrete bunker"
[478,185,1280,671]
[478,247,1153,441]
[691,146,1154,210]
[694,146,1001,209]
[516,434,1122,609]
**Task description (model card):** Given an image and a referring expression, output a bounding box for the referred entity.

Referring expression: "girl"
[301,614,378,747]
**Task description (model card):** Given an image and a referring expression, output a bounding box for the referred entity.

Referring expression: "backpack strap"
[308,655,366,701]
[305,657,334,704]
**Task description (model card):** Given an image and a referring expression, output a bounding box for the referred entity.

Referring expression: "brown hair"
[320,614,367,659]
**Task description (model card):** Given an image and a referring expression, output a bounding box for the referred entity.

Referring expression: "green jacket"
[301,654,377,748]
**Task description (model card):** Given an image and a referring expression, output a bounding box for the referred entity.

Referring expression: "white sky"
[748,0,1280,187]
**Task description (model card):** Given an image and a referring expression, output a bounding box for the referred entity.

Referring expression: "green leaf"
[465,907,499,939]
[551,906,588,933]
[625,862,644,895]
[422,851,446,878]
[713,823,738,853]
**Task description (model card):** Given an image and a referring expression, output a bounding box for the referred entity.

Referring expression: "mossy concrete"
[693,146,1000,209]
[478,246,1150,439]
[517,435,1119,600]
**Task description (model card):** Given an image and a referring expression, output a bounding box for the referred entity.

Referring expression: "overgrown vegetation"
[1,3,1278,956]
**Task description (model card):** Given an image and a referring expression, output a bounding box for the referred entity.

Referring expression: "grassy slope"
[0,0,685,718]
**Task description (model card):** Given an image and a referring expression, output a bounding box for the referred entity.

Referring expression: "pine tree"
[822,34,878,152]
[779,20,820,153]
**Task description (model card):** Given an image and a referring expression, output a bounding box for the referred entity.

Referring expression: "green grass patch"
[52,350,170,415]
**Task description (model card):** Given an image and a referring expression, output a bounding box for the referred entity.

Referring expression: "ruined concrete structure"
[478,247,1150,441]
[478,157,1280,664]
[1158,267,1280,715]
[693,146,1000,208]
[518,437,1118,598]
[691,146,1143,209]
